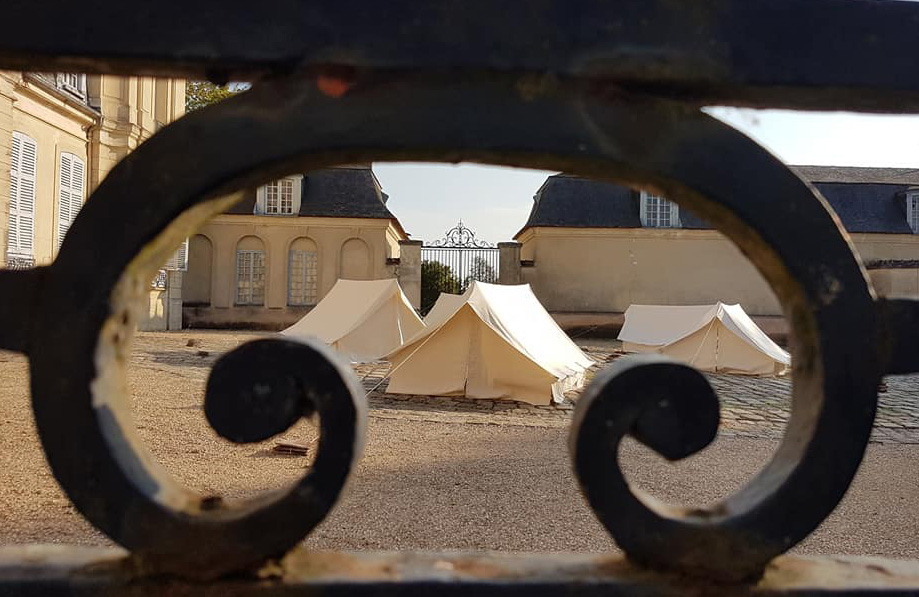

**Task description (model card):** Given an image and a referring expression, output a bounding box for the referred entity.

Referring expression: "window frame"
[907,192,919,234]
[288,248,319,306]
[56,73,87,100]
[639,190,681,228]
[235,249,266,305]
[255,176,301,215]
[57,152,85,251]
[8,131,37,265]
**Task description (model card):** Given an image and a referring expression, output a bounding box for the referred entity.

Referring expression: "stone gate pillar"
[398,239,422,309]
[498,241,522,285]
[167,270,184,330]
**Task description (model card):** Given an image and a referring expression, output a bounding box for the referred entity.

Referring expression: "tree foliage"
[464,256,498,286]
[421,260,461,315]
[185,81,243,112]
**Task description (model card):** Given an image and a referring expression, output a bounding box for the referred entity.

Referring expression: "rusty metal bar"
[4,547,919,595]
[4,0,919,591]
[3,0,919,112]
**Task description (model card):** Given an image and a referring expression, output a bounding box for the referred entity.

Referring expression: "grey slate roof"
[517,168,919,237]
[225,166,400,223]
[792,166,919,185]
[813,182,913,234]
[298,167,396,219]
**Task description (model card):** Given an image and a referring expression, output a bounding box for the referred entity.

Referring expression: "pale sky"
[374,110,919,244]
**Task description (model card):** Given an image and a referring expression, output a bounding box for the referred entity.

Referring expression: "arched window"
[339,237,372,280]
[288,237,319,306]
[236,236,266,305]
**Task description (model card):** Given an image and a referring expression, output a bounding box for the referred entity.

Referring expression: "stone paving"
[9,331,918,444]
[357,344,919,444]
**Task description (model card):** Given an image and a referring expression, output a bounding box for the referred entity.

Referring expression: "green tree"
[464,256,498,286]
[421,260,461,315]
[185,81,243,112]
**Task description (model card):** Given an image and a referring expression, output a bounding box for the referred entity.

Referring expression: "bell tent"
[282,279,424,362]
[385,282,594,405]
[617,302,790,376]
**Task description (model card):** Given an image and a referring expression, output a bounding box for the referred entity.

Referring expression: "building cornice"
[20,73,100,123]
[517,226,919,243]
[207,214,395,229]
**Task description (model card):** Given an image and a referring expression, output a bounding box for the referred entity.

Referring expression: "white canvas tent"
[618,302,790,376]
[281,279,425,362]
[385,282,594,405]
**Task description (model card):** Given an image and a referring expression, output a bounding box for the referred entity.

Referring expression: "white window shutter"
[9,133,37,259]
[72,157,84,211]
[254,185,265,215]
[58,153,72,250]
[165,237,189,270]
[909,194,919,234]
[57,153,85,251]
[176,237,188,270]
[671,202,681,228]
[8,134,21,256]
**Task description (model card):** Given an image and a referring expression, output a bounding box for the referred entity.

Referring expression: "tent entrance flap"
[385,282,594,405]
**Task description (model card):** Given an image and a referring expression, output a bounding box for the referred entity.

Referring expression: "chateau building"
[183,165,410,329]
[1,72,185,268]
[514,167,919,330]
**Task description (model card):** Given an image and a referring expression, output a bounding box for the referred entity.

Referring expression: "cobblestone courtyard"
[95,331,919,442]
[2,330,919,558]
[358,345,919,445]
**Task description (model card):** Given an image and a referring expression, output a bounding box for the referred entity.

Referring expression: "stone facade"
[513,170,919,331]
[0,72,185,267]
[182,167,411,329]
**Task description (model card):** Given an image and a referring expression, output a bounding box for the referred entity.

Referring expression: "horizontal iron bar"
[3,546,919,595]
[3,0,919,112]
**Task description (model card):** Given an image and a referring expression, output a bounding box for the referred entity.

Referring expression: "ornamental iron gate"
[421,221,498,313]
[4,0,919,594]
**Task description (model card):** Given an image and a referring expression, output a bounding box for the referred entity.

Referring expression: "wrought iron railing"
[3,0,919,593]
[3,255,35,271]
[422,221,498,312]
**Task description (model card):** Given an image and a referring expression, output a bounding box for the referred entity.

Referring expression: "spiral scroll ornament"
[0,70,880,580]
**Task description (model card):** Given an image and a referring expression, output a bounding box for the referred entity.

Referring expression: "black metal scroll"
[0,44,912,583]
[427,221,495,249]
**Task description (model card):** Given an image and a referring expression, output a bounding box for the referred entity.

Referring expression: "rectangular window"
[641,191,680,228]
[56,73,87,100]
[908,194,919,234]
[263,179,295,215]
[279,179,293,214]
[7,132,37,266]
[266,182,279,214]
[288,250,319,306]
[57,152,85,251]
[236,250,266,305]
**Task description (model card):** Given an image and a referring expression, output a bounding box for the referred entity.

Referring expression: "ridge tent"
[281,279,425,362]
[618,302,790,376]
[385,282,594,405]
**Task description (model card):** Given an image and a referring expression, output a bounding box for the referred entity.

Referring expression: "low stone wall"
[183,305,312,330]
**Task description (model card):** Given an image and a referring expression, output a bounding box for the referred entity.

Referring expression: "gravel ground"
[1,331,918,560]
